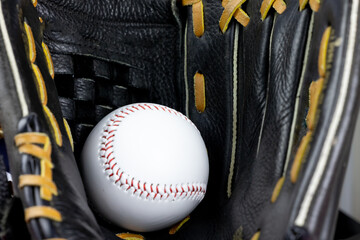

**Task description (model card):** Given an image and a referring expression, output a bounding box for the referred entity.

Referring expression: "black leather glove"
[0,0,360,239]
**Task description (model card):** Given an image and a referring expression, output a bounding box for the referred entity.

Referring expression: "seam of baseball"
[99,103,206,202]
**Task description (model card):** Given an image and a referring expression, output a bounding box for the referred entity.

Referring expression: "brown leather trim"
[271,176,285,203]
[290,131,312,183]
[25,206,62,222]
[19,175,58,196]
[194,72,206,113]
[318,27,331,78]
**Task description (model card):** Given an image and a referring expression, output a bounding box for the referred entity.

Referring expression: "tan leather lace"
[15,133,61,218]
[182,0,205,37]
[300,0,320,11]
[260,0,286,20]
[220,0,250,32]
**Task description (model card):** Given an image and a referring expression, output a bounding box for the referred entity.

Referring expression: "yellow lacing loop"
[42,42,55,79]
[318,27,331,79]
[169,216,191,234]
[63,119,74,151]
[299,0,320,12]
[25,206,62,222]
[32,63,48,105]
[24,22,36,63]
[24,21,63,147]
[271,28,330,203]
[306,78,325,131]
[270,176,285,203]
[19,175,58,196]
[194,72,206,112]
[183,0,205,37]
[250,231,261,240]
[15,132,58,201]
[15,133,63,227]
[21,4,66,240]
[290,27,330,183]
[260,0,287,21]
[116,233,144,240]
[290,131,312,182]
[220,0,250,33]
[43,105,63,147]
[32,0,38,7]
[290,78,324,183]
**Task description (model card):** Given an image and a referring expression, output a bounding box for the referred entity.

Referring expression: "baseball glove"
[0,0,360,239]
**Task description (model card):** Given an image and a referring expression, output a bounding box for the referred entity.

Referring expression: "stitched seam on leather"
[256,14,277,156]
[100,103,206,201]
[227,24,239,198]
[184,20,190,117]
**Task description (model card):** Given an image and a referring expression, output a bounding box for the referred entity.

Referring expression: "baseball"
[80,103,209,232]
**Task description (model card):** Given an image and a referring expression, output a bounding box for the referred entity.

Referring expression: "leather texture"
[36,0,183,159]
[0,0,359,239]
[0,0,102,239]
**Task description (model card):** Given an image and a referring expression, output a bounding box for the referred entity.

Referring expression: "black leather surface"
[37,0,183,160]
[0,0,103,238]
[37,0,360,239]
[0,0,359,239]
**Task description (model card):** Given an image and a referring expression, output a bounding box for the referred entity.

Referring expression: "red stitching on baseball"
[115,114,125,118]
[100,103,206,201]
[108,158,115,165]
[111,163,117,170]
[105,140,114,147]
[107,134,115,140]
[144,104,152,110]
[104,145,112,151]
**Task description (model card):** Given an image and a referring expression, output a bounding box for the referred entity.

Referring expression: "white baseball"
[80,103,209,232]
